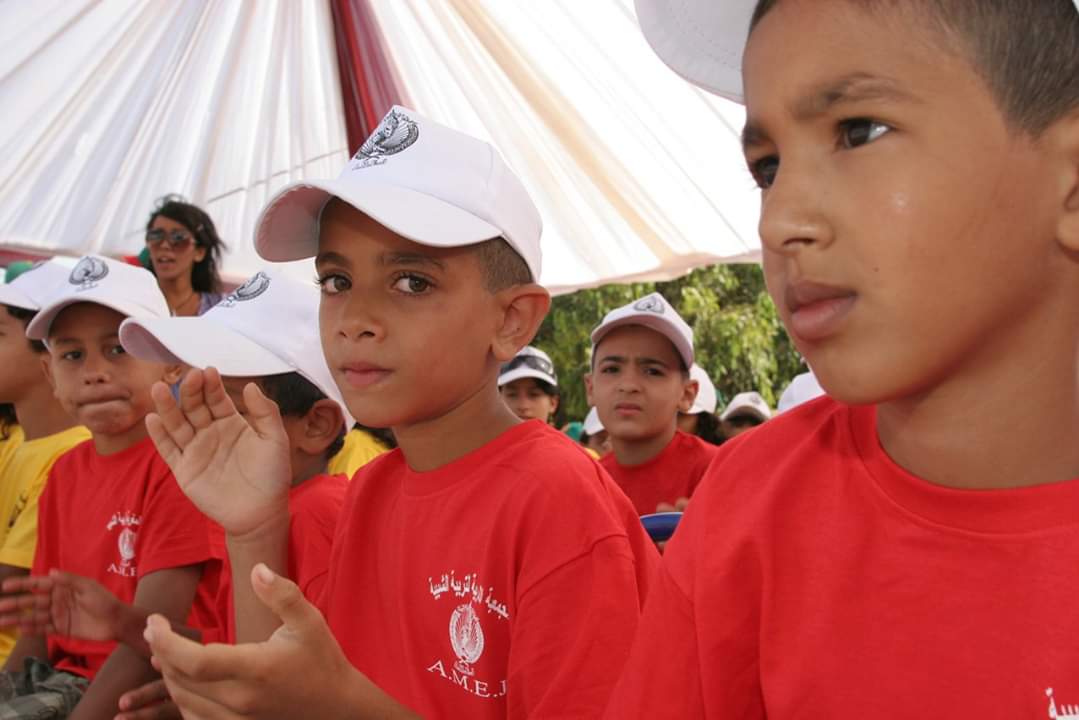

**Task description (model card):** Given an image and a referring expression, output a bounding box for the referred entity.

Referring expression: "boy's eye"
[108,345,126,357]
[839,118,891,149]
[393,274,432,295]
[600,365,619,375]
[645,367,665,377]
[318,274,351,296]
[750,155,779,190]
[61,350,82,361]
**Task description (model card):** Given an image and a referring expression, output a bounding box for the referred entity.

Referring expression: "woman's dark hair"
[354,423,398,450]
[0,403,17,441]
[259,372,346,460]
[690,412,725,446]
[146,195,226,293]
[4,306,46,353]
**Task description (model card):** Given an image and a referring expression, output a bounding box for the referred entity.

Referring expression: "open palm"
[146,368,292,538]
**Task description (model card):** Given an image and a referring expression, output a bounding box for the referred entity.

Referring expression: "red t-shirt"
[33,438,221,678]
[600,430,718,515]
[318,421,658,719]
[604,398,1079,718]
[214,473,347,643]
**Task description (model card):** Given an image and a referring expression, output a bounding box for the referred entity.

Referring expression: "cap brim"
[256,179,504,262]
[28,297,157,341]
[634,0,752,102]
[0,284,38,312]
[591,316,694,370]
[498,367,557,388]
[720,405,769,422]
[119,317,294,377]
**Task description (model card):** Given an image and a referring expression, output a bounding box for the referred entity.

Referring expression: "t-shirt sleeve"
[29,467,61,578]
[0,467,50,568]
[137,469,216,577]
[289,511,337,603]
[505,536,642,719]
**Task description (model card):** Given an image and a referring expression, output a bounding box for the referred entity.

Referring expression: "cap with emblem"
[498,346,557,388]
[0,257,80,312]
[119,269,353,428]
[720,391,772,423]
[591,292,694,370]
[254,105,543,281]
[26,256,168,340]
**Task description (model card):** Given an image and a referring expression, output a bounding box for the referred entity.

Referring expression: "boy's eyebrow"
[379,252,446,271]
[597,355,627,365]
[314,251,352,269]
[742,72,917,151]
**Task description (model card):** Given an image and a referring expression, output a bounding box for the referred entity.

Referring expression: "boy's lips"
[784,281,857,342]
[614,402,643,415]
[340,362,392,389]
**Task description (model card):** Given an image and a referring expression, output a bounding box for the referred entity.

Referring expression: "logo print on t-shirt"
[69,256,109,292]
[1048,688,1079,719]
[219,271,270,308]
[449,603,485,676]
[106,511,141,577]
[633,295,665,314]
[351,109,419,169]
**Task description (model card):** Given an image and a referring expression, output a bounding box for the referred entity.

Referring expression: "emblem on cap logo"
[69,256,109,291]
[351,109,419,169]
[634,296,665,314]
[220,271,270,308]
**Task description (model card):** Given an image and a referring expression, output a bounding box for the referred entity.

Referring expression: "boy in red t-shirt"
[586,292,718,516]
[139,106,658,719]
[0,256,220,720]
[606,0,1079,716]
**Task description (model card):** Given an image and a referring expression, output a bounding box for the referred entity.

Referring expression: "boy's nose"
[758,167,834,256]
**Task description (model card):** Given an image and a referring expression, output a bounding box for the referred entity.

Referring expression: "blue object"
[640,511,683,542]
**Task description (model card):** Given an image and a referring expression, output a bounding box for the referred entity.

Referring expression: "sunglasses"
[500,354,556,379]
[146,228,196,250]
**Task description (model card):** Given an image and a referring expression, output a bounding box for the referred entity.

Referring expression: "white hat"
[686,363,717,415]
[634,0,754,103]
[583,407,605,435]
[26,256,168,340]
[119,270,353,428]
[0,258,79,312]
[720,391,772,423]
[591,292,694,370]
[255,105,543,280]
[498,346,557,387]
[777,370,826,413]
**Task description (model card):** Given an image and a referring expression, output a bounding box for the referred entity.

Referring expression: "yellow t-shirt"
[0,425,91,662]
[0,426,24,478]
[326,429,390,479]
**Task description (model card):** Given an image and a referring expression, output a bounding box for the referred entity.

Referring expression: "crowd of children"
[0,0,1075,717]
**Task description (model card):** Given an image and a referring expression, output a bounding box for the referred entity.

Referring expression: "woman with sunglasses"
[497,346,560,424]
[144,195,227,316]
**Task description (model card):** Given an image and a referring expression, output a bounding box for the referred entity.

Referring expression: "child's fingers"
[201,367,240,423]
[145,414,183,470]
[118,679,171,712]
[241,383,287,442]
[178,369,216,431]
[0,589,50,614]
[0,574,52,594]
[149,383,196,450]
[145,615,243,683]
[250,564,322,636]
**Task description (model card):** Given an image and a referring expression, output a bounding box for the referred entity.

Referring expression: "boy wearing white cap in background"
[676,364,724,446]
[497,345,560,424]
[609,0,1079,716]
[586,292,719,516]
[718,390,771,440]
[0,257,220,720]
[141,106,657,719]
[0,260,90,665]
[580,407,612,459]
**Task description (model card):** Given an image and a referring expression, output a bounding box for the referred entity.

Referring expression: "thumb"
[242,382,289,443]
[250,564,319,633]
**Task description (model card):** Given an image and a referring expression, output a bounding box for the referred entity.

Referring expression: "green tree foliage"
[533,264,804,424]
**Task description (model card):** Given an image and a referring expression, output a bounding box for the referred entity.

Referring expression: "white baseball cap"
[26,256,168,340]
[686,363,717,415]
[255,105,543,281]
[634,0,754,103]
[119,270,353,429]
[720,391,772,423]
[0,258,79,312]
[777,370,826,413]
[591,292,694,370]
[583,407,605,435]
[498,346,557,388]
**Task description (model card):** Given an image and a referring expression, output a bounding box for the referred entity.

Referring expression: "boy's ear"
[491,283,551,363]
[677,379,700,414]
[584,373,595,406]
[40,353,58,395]
[161,364,185,386]
[1053,110,1079,254]
[297,399,345,456]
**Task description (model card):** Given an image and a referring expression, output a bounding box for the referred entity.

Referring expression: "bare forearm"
[70,644,156,720]
[115,603,201,658]
[228,512,290,644]
[3,633,46,672]
[339,664,423,720]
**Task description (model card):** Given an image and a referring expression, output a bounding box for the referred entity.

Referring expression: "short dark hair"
[4,306,46,354]
[750,0,1079,136]
[0,403,16,441]
[258,372,346,460]
[474,238,532,292]
[146,195,227,294]
[687,411,725,446]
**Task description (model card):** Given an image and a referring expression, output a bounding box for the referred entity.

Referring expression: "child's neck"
[15,385,78,442]
[291,457,329,487]
[612,424,677,467]
[92,422,150,456]
[394,379,520,472]
[877,334,1079,490]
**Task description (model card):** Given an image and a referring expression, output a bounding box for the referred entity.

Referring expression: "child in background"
[718,391,771,439]
[0,256,220,720]
[609,0,1079,715]
[676,364,724,445]
[0,259,91,664]
[142,107,658,719]
[0,404,20,475]
[579,407,611,458]
[497,346,560,424]
[587,292,718,515]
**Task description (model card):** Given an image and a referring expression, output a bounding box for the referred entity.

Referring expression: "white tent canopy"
[0,0,760,293]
